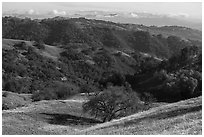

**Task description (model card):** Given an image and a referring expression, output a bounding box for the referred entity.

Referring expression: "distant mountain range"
[3,10,202,30]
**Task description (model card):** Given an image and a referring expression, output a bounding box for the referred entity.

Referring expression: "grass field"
[2,38,62,61]
[2,94,202,135]
[81,96,202,135]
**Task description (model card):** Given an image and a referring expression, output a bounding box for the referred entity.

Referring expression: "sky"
[2,2,202,20]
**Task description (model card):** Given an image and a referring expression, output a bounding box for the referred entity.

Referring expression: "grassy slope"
[2,91,32,110]
[84,110,201,135]
[81,96,202,135]
[2,39,33,50]
[2,95,202,135]
[2,94,100,135]
[2,38,62,61]
[40,44,62,61]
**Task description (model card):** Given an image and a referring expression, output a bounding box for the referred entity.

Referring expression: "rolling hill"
[2,95,202,135]
[2,16,202,102]
[81,96,202,135]
[2,16,202,59]
[2,16,202,135]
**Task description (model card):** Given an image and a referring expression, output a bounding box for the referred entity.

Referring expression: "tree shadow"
[40,113,102,126]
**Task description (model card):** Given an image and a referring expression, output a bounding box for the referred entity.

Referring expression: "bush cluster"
[31,81,79,101]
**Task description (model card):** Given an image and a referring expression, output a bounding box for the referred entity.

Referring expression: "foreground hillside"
[81,96,202,135]
[2,95,202,135]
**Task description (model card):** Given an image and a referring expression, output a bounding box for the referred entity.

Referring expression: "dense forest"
[2,16,202,118]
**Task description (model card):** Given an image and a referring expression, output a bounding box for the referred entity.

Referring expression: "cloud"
[25,9,39,15]
[28,9,34,14]
[104,13,118,18]
[24,9,40,15]
[130,13,139,18]
[168,13,189,18]
[51,9,66,16]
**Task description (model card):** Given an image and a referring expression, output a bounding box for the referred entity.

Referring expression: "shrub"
[60,49,82,61]
[140,92,157,105]
[32,81,78,101]
[175,69,201,98]
[55,85,73,99]
[93,50,113,69]
[2,92,8,97]
[32,89,57,101]
[147,69,201,102]
[4,79,23,93]
[13,42,28,50]
[99,71,125,88]
[2,103,9,110]
[83,86,143,122]
[2,92,29,110]
[178,75,198,98]
[79,83,95,95]
[33,41,45,50]
[3,77,31,94]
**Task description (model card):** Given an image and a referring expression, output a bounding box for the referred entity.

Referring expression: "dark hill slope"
[2,38,138,94]
[2,16,201,59]
[2,17,202,103]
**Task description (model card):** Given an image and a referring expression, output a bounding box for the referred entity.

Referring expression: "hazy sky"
[3,2,202,19]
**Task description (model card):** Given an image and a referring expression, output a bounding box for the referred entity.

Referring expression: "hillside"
[2,16,202,102]
[81,96,202,134]
[2,38,138,94]
[2,16,202,135]
[122,24,202,41]
[2,95,202,135]
[2,17,202,59]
